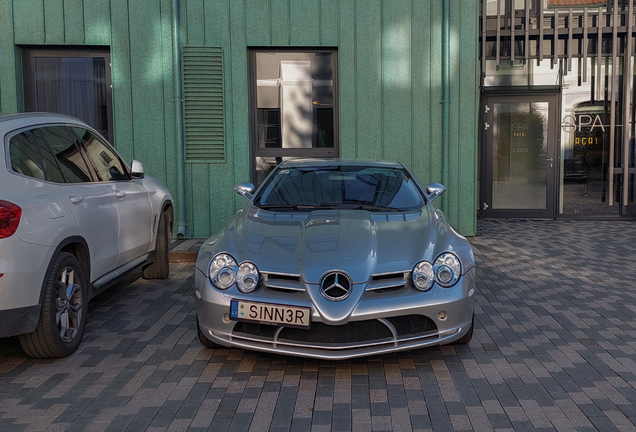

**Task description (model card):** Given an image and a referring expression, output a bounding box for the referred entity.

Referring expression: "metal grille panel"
[182,47,225,163]
[387,315,437,337]
[278,321,392,344]
[231,315,438,346]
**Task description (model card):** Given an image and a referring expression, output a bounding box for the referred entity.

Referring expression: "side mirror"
[130,160,145,179]
[234,182,256,200]
[426,183,446,202]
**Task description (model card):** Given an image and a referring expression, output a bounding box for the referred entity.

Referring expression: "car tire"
[197,316,218,349]
[449,314,474,345]
[142,208,170,280]
[18,252,88,358]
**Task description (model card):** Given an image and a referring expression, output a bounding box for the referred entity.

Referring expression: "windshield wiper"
[257,204,324,211]
[356,204,401,212]
[257,203,400,212]
[320,203,401,212]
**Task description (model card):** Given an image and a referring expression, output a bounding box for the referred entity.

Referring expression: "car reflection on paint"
[194,159,476,360]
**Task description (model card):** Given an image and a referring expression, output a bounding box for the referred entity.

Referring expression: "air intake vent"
[182,47,225,163]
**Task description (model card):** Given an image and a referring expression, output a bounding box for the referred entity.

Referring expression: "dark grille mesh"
[233,322,278,338]
[386,315,437,337]
[278,320,392,344]
[232,315,437,345]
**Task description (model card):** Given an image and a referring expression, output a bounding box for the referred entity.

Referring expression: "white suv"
[0,113,173,358]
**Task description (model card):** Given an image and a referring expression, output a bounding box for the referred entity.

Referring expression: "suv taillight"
[0,201,21,239]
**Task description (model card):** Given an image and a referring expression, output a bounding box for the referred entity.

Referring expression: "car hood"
[197,205,474,284]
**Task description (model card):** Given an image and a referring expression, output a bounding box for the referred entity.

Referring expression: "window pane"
[31,130,66,183]
[559,56,621,216]
[316,107,334,148]
[37,127,94,183]
[491,102,548,210]
[255,52,335,149]
[257,108,281,148]
[33,56,110,140]
[8,132,45,180]
[70,127,128,181]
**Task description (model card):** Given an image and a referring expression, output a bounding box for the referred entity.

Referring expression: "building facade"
[481,0,636,219]
[0,0,479,239]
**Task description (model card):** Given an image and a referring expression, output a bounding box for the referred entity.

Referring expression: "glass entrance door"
[482,94,558,218]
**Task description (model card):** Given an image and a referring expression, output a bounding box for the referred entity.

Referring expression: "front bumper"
[195,267,476,360]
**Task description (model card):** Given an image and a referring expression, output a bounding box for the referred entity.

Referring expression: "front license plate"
[230,300,311,329]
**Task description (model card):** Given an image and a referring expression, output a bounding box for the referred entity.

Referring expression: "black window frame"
[22,46,114,144]
[249,48,339,185]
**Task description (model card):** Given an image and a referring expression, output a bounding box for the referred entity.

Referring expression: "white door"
[69,127,152,267]
[35,126,120,279]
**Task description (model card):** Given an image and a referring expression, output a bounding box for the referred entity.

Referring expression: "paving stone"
[1,220,636,430]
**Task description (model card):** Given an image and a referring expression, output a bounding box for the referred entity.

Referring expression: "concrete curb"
[169,250,197,263]
[168,238,203,263]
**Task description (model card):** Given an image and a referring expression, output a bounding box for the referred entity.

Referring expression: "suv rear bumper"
[0,305,40,338]
[0,237,51,337]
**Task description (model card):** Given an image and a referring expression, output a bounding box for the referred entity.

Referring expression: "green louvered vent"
[183,47,225,162]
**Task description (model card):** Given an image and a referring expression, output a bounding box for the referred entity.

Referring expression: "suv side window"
[69,127,129,182]
[37,126,95,183]
[8,132,45,180]
[30,129,66,183]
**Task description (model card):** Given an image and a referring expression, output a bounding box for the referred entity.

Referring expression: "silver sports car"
[194,159,476,359]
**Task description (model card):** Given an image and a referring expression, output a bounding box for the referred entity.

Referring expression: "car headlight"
[433,253,461,287]
[237,262,260,293]
[412,261,435,291]
[209,253,237,289]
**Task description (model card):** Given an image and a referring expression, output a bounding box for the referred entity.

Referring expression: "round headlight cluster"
[236,262,260,293]
[412,252,461,290]
[412,261,435,291]
[209,253,261,293]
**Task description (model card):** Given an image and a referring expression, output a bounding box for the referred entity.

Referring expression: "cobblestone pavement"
[1,219,636,431]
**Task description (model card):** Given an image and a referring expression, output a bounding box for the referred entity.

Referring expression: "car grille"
[366,271,409,292]
[385,315,435,337]
[261,271,413,293]
[231,314,438,349]
[278,321,392,344]
[261,272,304,292]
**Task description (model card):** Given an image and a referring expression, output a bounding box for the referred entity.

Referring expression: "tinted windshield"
[253,165,425,211]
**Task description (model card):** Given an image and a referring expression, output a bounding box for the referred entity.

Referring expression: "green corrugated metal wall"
[0,0,479,237]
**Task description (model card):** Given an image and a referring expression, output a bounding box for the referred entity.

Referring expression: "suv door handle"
[116,190,126,199]
[69,195,84,204]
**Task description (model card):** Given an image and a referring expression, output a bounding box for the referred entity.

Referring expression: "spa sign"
[561,114,605,133]
[562,114,605,147]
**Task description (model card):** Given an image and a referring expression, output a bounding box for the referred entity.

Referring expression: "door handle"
[545,158,553,168]
[69,195,84,204]
[116,190,126,199]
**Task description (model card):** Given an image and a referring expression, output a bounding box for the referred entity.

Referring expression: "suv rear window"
[8,132,46,180]
[30,129,66,183]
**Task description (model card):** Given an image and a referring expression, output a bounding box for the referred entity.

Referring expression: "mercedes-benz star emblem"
[320,271,352,301]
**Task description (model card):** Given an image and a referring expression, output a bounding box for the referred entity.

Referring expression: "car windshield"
[253,165,425,212]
